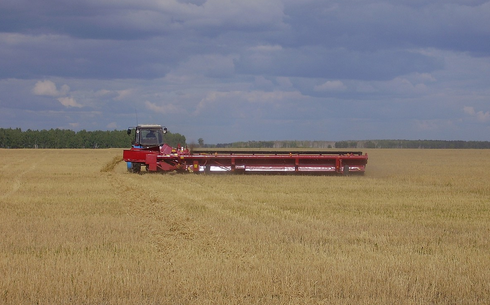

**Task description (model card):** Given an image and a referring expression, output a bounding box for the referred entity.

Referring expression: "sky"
[1,0,490,144]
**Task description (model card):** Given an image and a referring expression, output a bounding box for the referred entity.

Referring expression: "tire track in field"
[102,161,320,259]
[101,157,285,229]
[165,174,303,224]
[139,174,327,262]
[103,163,203,258]
[161,174,333,250]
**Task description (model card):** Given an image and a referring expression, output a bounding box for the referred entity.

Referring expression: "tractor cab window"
[139,128,164,146]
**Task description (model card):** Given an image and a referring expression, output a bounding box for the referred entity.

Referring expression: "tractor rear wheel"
[128,163,141,173]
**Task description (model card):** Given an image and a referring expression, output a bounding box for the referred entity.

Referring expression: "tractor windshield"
[139,128,164,147]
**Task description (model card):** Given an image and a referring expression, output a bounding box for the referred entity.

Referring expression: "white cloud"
[416,73,436,82]
[314,80,346,91]
[372,77,428,95]
[193,89,306,116]
[59,85,70,95]
[58,97,82,108]
[244,90,304,103]
[115,89,134,100]
[254,76,274,89]
[276,77,293,88]
[476,111,490,122]
[107,122,118,129]
[145,101,181,114]
[464,106,476,115]
[95,89,112,96]
[33,80,70,96]
[464,106,490,122]
[33,80,80,108]
[32,80,57,96]
[249,45,283,52]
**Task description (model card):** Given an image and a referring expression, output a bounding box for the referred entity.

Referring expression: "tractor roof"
[137,124,162,128]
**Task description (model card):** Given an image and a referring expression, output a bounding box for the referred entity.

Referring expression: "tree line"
[203,139,490,149]
[0,128,186,149]
[2,127,489,149]
[337,140,490,149]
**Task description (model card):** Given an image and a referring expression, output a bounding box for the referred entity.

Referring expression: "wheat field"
[1,148,489,304]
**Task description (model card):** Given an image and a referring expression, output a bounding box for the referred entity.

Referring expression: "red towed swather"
[123,125,368,175]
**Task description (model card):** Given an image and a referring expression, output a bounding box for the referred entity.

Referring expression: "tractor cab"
[127,124,167,148]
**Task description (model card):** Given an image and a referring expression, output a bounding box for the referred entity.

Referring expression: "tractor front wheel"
[127,162,142,173]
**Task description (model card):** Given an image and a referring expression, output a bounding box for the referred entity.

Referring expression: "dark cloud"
[283,0,490,54]
[1,0,489,141]
[2,0,478,81]
[0,35,183,79]
[235,47,444,80]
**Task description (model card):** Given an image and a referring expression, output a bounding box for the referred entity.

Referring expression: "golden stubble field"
[1,148,489,304]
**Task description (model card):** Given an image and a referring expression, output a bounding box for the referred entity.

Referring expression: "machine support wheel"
[343,165,350,176]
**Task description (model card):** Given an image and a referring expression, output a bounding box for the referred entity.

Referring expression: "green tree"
[165,132,186,148]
